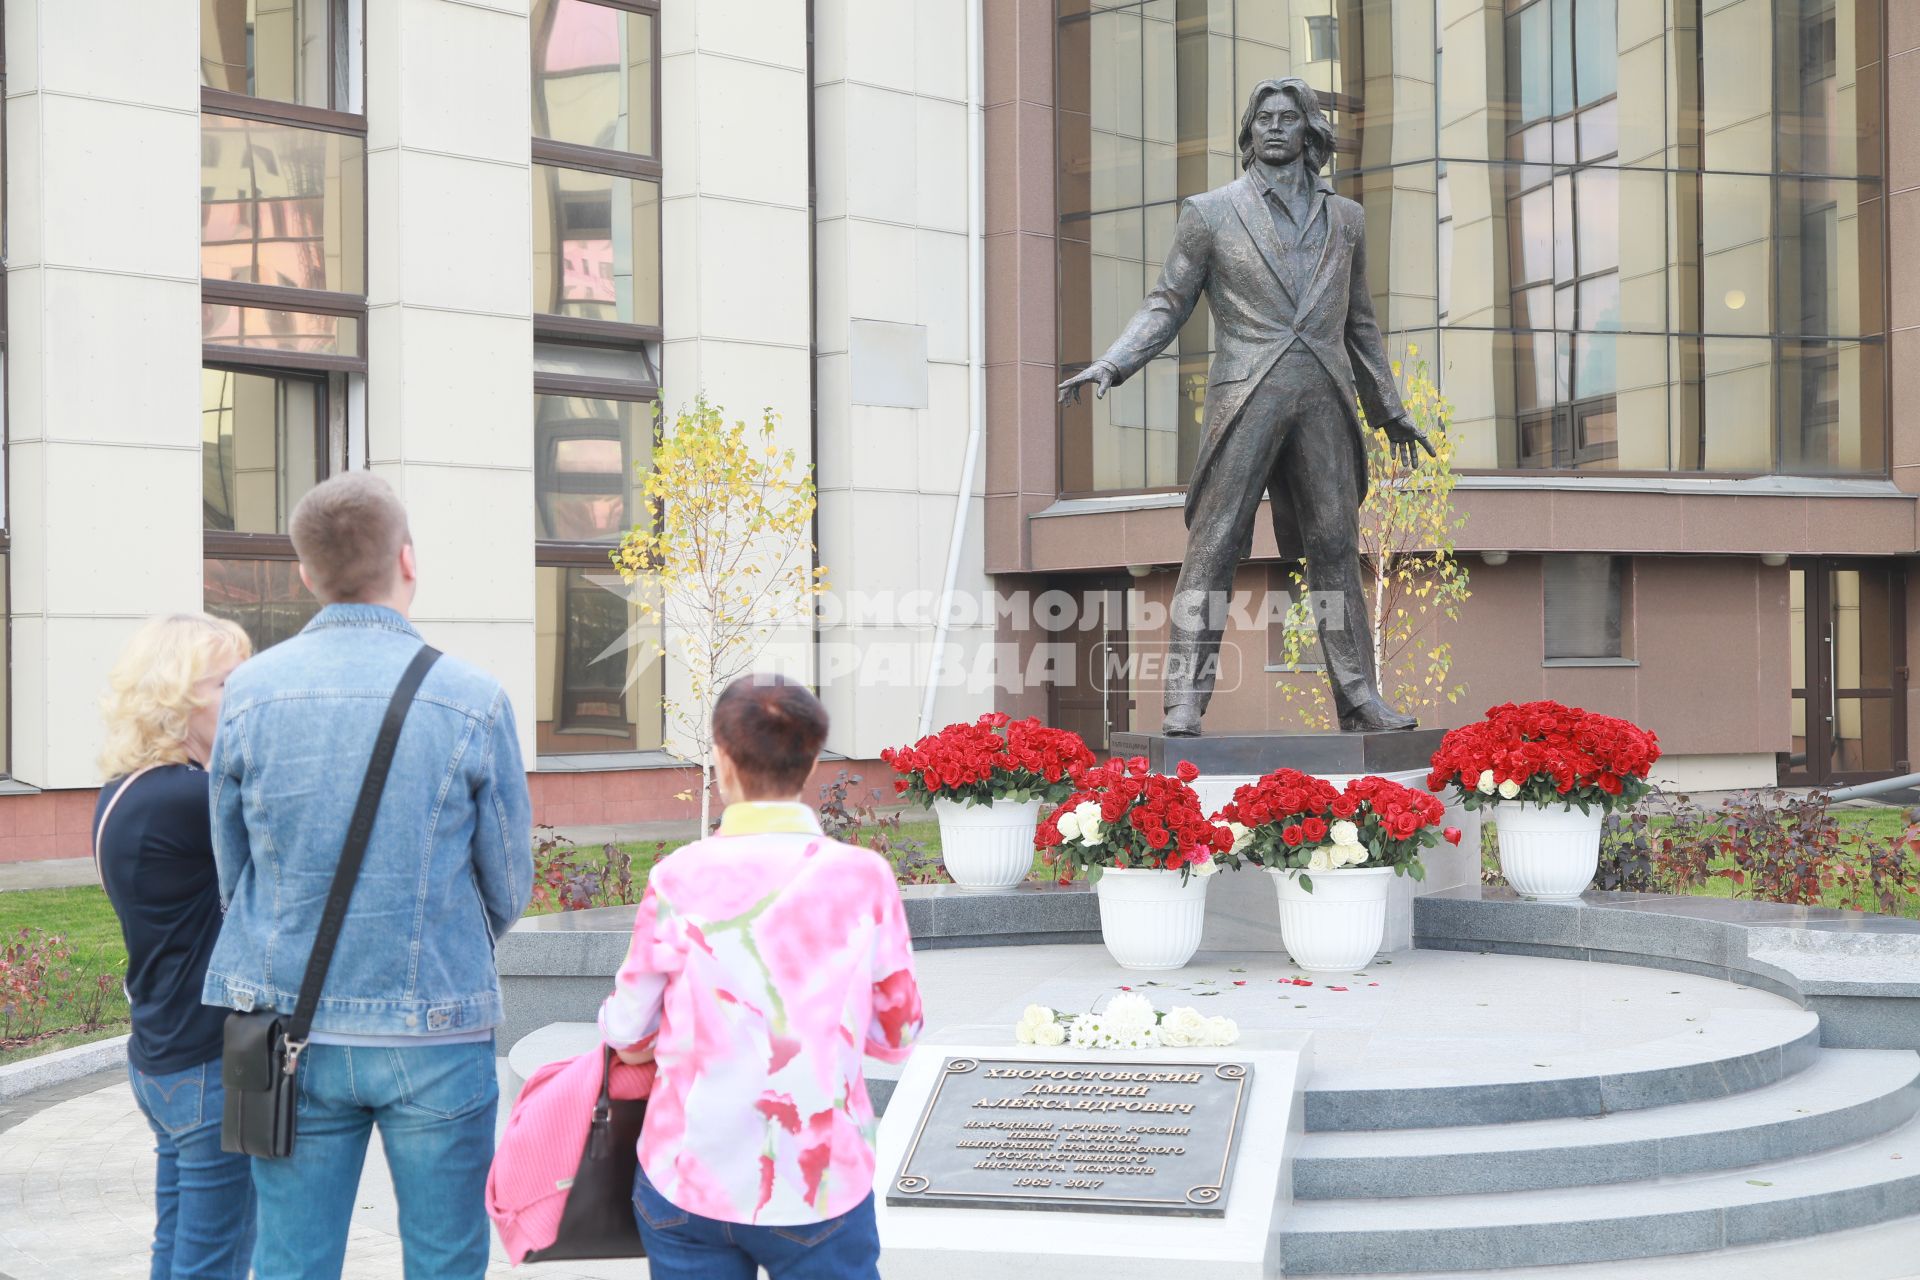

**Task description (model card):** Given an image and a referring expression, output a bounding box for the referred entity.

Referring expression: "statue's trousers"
[1165,347,1380,722]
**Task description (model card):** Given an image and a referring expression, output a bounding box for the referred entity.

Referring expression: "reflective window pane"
[1573,0,1617,106]
[200,0,342,109]
[201,115,366,294]
[205,557,321,652]
[534,340,657,385]
[533,165,661,327]
[1778,338,1884,475]
[535,393,652,542]
[1778,177,1883,337]
[202,303,360,358]
[1508,4,1552,126]
[202,367,323,534]
[532,0,656,157]
[535,566,663,755]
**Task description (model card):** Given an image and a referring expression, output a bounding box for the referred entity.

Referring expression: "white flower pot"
[1094,866,1211,971]
[1270,866,1392,974]
[932,798,1040,891]
[1494,801,1604,901]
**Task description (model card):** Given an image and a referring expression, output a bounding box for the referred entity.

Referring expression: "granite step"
[1278,1112,1920,1274]
[1294,1048,1920,1198]
[1319,1212,1920,1280]
[1304,1008,1821,1131]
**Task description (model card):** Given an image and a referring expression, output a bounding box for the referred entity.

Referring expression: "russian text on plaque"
[887,1056,1252,1217]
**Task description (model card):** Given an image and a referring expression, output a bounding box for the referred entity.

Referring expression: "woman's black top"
[94,764,228,1074]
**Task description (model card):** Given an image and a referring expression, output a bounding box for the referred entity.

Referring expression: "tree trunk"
[700,756,713,833]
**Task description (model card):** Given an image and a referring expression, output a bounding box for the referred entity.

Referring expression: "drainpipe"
[918,0,985,738]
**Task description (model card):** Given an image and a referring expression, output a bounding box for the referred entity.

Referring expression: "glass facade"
[1058,0,1887,489]
[532,164,661,328]
[201,0,348,109]
[532,0,656,156]
[201,2,364,650]
[531,0,662,756]
[204,556,322,651]
[534,566,664,754]
[200,115,366,296]
[201,368,324,535]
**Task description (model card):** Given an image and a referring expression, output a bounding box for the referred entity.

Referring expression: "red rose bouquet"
[882,713,1095,808]
[1035,757,1237,883]
[1215,768,1445,889]
[1426,700,1661,814]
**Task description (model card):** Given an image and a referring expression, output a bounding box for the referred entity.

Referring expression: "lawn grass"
[0,885,130,1064]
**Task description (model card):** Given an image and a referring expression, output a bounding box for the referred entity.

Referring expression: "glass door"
[1781,559,1908,787]
[1046,579,1133,753]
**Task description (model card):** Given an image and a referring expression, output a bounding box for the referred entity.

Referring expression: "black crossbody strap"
[283,645,441,1068]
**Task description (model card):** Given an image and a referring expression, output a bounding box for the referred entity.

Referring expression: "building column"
[5,0,204,790]
[364,0,536,753]
[813,0,991,756]
[653,1,815,757]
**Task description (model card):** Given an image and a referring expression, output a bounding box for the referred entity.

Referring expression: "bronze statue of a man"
[1060,77,1432,738]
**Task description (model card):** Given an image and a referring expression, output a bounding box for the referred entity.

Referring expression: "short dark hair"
[712,674,829,799]
[1238,77,1337,175]
[290,472,412,603]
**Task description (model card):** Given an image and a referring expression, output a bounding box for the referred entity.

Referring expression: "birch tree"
[610,397,827,829]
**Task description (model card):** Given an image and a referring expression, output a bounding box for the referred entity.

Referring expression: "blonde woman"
[96,613,255,1280]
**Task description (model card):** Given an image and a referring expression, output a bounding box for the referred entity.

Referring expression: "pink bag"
[487,1047,655,1266]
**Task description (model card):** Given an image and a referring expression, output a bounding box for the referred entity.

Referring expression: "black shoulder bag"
[523,1045,649,1262]
[221,645,441,1158]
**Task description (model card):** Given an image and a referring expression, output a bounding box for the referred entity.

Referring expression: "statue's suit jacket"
[1095,167,1408,560]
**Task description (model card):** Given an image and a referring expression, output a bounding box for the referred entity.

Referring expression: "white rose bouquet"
[1011,993,1239,1050]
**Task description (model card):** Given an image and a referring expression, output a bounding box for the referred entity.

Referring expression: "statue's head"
[1237,77,1336,175]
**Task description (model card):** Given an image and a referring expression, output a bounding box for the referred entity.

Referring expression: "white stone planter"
[1494,801,1605,901]
[1270,866,1393,974]
[932,798,1040,892]
[1094,866,1210,971]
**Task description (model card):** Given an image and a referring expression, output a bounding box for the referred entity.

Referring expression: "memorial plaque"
[887,1057,1251,1217]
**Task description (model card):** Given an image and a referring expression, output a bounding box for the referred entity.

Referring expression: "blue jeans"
[128,1059,257,1280]
[250,1039,498,1280]
[632,1166,881,1280]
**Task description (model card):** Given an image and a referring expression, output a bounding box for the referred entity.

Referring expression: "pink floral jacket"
[599,801,924,1225]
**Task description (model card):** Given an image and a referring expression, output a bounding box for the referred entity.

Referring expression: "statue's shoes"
[1339,701,1417,733]
[1162,704,1203,737]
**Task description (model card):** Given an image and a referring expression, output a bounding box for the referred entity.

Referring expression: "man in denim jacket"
[205,472,534,1279]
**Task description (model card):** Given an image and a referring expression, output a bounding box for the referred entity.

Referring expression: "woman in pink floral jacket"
[600,674,923,1279]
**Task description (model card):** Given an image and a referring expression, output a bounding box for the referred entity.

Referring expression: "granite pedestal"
[1111,728,1478,958]
[875,1033,1311,1280]
[1110,728,1445,777]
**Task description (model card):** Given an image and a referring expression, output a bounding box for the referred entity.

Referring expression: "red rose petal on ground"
[1119,986,1132,991]
[1233,981,1247,986]
[1327,985,1349,992]
[1368,982,1380,987]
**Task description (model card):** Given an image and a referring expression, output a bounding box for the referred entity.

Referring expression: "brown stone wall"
[1107,556,1790,758]
[982,0,1058,574]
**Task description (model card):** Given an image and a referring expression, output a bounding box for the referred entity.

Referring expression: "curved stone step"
[1279,1113,1920,1275]
[1296,1048,1920,1198]
[1305,1008,1821,1131]
[1317,1213,1920,1280]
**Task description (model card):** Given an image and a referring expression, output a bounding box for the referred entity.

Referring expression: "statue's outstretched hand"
[1058,361,1117,406]
[1382,415,1437,469]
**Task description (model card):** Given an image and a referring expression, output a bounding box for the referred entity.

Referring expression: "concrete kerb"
[0,1034,128,1100]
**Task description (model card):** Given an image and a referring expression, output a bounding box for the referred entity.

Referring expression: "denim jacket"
[203,604,534,1036]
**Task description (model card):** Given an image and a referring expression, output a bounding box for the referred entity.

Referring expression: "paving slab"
[0,1069,653,1279]
[0,858,96,892]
